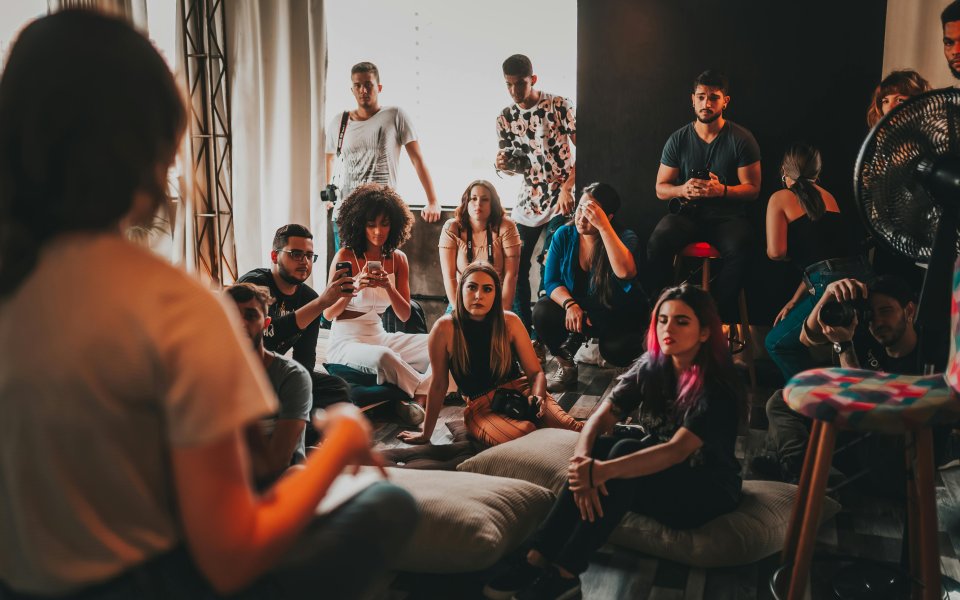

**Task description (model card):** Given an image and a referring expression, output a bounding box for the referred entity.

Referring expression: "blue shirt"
[543,224,643,331]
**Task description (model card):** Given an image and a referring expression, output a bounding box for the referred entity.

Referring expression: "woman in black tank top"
[764,143,872,381]
[397,263,582,447]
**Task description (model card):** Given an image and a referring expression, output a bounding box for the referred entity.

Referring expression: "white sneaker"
[394,399,425,427]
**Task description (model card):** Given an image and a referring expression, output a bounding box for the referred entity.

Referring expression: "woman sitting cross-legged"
[438,179,521,313]
[398,262,582,447]
[324,183,430,426]
[484,285,744,600]
[533,182,646,393]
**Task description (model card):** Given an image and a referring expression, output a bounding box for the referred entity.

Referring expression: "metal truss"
[180,0,236,285]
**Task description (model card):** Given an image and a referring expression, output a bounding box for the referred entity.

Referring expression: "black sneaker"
[515,567,581,600]
[482,558,543,600]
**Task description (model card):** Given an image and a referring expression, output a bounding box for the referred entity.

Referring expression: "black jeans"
[0,482,418,600]
[307,371,351,446]
[516,215,568,333]
[646,210,752,320]
[526,436,740,575]
[531,297,645,367]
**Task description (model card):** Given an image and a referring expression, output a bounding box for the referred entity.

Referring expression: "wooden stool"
[673,242,757,391]
[777,367,960,600]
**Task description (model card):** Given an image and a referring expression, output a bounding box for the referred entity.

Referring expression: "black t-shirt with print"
[607,354,742,499]
[238,268,320,372]
[852,329,921,375]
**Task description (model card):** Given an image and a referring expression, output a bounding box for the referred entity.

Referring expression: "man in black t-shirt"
[239,224,355,422]
[646,70,761,319]
[755,275,922,484]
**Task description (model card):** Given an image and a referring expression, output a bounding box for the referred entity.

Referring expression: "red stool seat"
[679,242,721,259]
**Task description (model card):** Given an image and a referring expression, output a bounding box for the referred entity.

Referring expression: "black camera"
[490,388,538,422]
[320,184,339,204]
[557,331,586,363]
[819,298,872,328]
[499,148,531,174]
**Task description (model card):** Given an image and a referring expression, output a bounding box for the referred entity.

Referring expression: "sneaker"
[532,339,547,365]
[515,567,581,600]
[394,399,425,427]
[546,357,578,393]
[482,558,543,600]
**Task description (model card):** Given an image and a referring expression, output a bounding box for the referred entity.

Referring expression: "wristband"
[723,184,728,198]
[588,458,595,488]
[563,298,578,310]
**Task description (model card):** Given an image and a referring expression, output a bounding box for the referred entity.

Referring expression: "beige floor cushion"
[380,467,555,573]
[456,428,842,567]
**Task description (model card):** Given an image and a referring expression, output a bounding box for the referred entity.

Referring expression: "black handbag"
[489,388,538,422]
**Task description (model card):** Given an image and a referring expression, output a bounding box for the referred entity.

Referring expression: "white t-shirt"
[0,234,277,595]
[325,106,417,215]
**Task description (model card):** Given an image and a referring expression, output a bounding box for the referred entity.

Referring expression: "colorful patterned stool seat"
[784,367,960,435]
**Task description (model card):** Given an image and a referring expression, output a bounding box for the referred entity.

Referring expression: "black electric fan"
[855,87,960,373]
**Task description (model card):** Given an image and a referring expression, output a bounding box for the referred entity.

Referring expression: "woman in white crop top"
[324,184,432,420]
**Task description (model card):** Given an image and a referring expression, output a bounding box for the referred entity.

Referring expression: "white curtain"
[227,0,328,284]
[884,0,957,89]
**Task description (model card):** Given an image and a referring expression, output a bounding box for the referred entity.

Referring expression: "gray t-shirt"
[325,106,417,214]
[262,353,312,464]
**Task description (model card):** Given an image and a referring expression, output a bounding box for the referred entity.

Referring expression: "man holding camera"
[324,62,440,248]
[646,70,761,319]
[754,275,921,484]
[496,54,577,334]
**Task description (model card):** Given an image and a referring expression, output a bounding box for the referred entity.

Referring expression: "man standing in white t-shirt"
[325,61,441,249]
[496,54,577,334]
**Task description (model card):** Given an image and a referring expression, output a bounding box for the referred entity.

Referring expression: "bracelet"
[563,298,578,310]
[588,458,595,488]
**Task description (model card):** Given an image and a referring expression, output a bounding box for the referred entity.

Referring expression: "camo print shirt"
[496,92,576,227]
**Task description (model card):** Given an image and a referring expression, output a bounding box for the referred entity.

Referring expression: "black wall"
[577,0,887,324]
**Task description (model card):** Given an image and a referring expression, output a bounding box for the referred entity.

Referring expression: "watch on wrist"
[832,340,853,354]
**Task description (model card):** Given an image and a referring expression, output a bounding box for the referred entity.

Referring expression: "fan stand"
[826,157,960,600]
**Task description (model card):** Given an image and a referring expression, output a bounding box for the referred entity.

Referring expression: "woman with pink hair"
[483,284,745,600]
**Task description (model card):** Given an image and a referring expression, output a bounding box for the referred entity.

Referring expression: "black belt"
[803,255,869,278]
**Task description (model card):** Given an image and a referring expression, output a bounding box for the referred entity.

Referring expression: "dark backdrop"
[576,0,888,324]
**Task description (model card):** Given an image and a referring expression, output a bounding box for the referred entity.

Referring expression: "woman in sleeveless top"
[764,143,872,380]
[324,184,431,421]
[397,262,582,447]
[438,179,521,312]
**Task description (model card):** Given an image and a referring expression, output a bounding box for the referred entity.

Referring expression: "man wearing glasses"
[324,61,440,249]
[239,224,353,439]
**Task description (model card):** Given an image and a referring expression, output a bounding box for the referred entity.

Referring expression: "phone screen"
[367,260,383,273]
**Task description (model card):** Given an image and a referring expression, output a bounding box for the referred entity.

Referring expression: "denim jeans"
[516,214,568,335]
[764,261,873,382]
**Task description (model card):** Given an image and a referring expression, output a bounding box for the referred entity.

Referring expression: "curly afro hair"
[335,183,413,255]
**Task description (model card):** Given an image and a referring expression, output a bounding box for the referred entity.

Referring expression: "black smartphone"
[335,261,352,277]
[691,168,711,180]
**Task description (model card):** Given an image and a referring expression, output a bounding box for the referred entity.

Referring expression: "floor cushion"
[377,467,555,573]
[457,428,841,567]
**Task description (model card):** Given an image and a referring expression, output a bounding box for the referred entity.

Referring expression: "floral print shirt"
[496,92,576,227]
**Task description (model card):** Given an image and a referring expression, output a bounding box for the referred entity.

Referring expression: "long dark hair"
[641,284,744,419]
[582,182,622,308]
[450,262,512,383]
[454,180,504,234]
[0,10,186,296]
[781,143,825,221]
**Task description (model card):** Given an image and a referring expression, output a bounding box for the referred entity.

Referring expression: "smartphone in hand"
[335,261,352,277]
[366,260,383,274]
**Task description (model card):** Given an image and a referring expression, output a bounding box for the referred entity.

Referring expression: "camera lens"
[819,302,856,328]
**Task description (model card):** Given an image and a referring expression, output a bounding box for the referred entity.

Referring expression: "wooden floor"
[317,331,960,599]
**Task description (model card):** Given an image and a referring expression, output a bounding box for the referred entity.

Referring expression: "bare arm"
[322,249,356,321]
[405,141,440,222]
[573,399,619,458]
[397,319,452,444]
[438,233,460,307]
[501,250,520,309]
[171,410,370,594]
[799,278,869,347]
[655,164,687,200]
[383,252,412,322]
[265,419,306,476]
[728,161,762,201]
[765,191,789,260]
[324,153,334,186]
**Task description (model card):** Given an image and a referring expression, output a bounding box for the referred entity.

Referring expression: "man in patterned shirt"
[496,54,577,335]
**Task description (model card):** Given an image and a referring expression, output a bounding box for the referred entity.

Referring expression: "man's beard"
[277,261,307,286]
[251,331,263,352]
[696,110,722,124]
[951,64,960,80]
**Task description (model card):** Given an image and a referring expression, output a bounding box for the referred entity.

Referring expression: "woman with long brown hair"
[398,262,581,447]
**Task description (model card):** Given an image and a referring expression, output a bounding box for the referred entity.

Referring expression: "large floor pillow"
[456,428,841,567]
[456,428,580,494]
[381,467,554,573]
